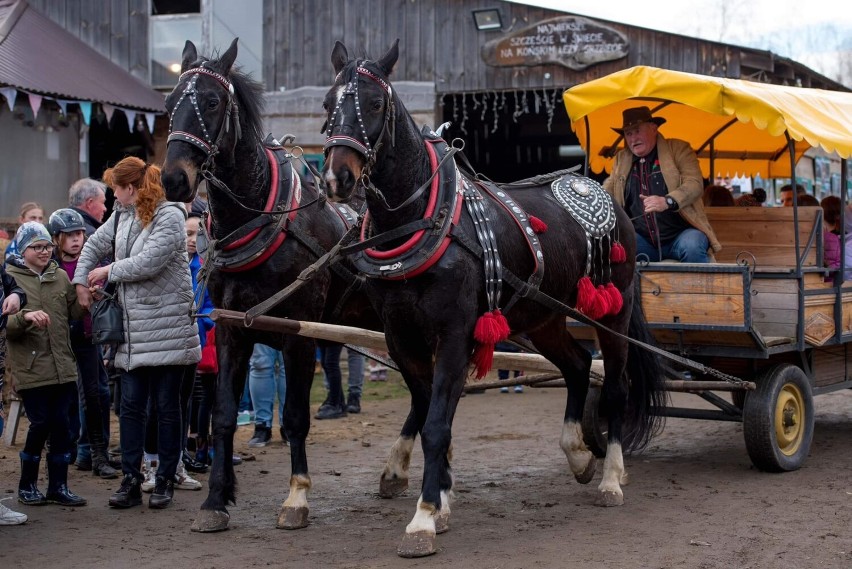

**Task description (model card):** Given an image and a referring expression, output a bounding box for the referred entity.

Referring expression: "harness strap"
[462,182,502,311]
[340,218,434,256]
[499,270,750,385]
[243,223,362,325]
[476,181,546,315]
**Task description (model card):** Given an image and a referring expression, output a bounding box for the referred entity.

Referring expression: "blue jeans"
[248,344,286,428]
[119,365,183,481]
[320,344,365,404]
[635,228,710,263]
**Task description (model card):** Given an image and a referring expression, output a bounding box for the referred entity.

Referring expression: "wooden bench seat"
[705,206,823,268]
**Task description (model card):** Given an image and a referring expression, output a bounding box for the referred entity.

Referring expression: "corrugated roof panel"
[0,0,164,112]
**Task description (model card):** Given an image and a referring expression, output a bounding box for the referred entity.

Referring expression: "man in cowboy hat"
[603,106,720,262]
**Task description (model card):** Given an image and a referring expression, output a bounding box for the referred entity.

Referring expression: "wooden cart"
[562,65,852,471]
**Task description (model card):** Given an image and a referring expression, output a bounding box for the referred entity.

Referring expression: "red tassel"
[610,241,627,263]
[470,310,510,379]
[576,276,597,314]
[471,343,495,379]
[474,310,509,344]
[590,285,610,319]
[604,282,623,315]
[529,215,548,234]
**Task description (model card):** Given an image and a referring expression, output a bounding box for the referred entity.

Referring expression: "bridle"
[167,64,242,171]
[323,61,396,190]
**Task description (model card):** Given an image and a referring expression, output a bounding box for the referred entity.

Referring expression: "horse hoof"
[397,530,437,558]
[277,506,309,529]
[190,509,230,532]
[379,474,409,499]
[620,471,630,486]
[574,456,597,485]
[595,490,624,507]
[434,511,450,534]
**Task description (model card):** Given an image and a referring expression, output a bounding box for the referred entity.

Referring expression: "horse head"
[321,40,399,203]
[162,38,263,204]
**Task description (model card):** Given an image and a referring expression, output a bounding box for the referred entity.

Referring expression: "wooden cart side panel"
[812,345,848,387]
[640,270,746,327]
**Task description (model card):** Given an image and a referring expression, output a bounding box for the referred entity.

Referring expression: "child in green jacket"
[6,222,86,507]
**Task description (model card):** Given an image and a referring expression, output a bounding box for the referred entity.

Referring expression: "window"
[149,0,262,89]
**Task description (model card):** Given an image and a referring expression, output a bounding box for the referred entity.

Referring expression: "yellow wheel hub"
[774,383,804,456]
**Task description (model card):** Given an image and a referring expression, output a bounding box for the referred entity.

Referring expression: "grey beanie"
[15,221,52,251]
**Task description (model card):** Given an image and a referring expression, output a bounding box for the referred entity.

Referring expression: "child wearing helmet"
[49,208,118,480]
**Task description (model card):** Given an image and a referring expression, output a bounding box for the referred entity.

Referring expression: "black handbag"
[90,287,124,344]
[90,213,124,345]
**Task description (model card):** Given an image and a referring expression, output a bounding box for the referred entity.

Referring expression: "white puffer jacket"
[74,202,201,371]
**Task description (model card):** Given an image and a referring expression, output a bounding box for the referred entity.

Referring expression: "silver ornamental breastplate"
[551,175,616,275]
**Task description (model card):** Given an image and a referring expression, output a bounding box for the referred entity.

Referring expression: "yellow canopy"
[562,66,852,178]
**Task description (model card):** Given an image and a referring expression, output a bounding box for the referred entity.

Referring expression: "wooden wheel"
[743,364,814,472]
[582,387,608,458]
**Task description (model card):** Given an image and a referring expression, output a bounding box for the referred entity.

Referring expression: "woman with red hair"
[73,157,200,510]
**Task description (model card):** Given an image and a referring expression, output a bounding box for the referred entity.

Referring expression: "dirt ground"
[2,386,852,569]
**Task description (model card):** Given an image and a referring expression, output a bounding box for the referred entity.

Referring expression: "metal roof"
[0,0,164,113]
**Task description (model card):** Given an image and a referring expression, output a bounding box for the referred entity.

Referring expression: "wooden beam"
[211,309,591,374]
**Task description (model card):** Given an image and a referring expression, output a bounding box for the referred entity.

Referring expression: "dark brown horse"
[161,38,378,533]
[322,40,667,557]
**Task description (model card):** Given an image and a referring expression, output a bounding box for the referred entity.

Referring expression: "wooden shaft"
[210,309,754,392]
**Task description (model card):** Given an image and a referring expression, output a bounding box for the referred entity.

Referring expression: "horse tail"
[623,281,667,452]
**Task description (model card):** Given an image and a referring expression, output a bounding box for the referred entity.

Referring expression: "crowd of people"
[0,156,375,525]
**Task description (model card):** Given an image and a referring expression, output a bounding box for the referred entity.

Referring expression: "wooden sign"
[481,16,629,70]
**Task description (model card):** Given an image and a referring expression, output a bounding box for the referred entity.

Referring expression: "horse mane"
[197,50,266,143]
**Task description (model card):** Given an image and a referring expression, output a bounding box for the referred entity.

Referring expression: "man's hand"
[640,195,668,214]
[24,310,51,328]
[2,293,21,315]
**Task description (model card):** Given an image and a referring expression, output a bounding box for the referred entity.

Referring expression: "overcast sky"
[513,0,852,84]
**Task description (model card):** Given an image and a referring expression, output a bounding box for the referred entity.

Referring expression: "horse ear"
[332,41,349,75]
[181,40,198,73]
[377,39,400,76]
[218,38,239,75]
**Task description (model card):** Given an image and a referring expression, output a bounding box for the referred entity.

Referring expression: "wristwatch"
[665,196,679,211]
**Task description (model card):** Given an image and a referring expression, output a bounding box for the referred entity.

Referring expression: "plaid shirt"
[624,148,689,244]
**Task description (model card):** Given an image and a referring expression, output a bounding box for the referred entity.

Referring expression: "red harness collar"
[207,146,301,272]
[357,139,463,279]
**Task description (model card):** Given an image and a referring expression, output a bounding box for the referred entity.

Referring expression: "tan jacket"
[603,134,721,253]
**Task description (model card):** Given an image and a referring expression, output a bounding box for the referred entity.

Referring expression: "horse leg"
[379,407,417,498]
[277,336,316,529]
[527,321,597,485]
[397,332,468,558]
[594,310,633,507]
[191,329,251,532]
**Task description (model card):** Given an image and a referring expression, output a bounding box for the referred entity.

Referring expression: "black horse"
[322,40,668,557]
[161,38,378,532]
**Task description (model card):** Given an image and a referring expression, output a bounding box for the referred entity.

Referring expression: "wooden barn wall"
[264,0,743,93]
[27,0,150,81]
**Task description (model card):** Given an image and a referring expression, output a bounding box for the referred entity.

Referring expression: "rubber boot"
[46,453,87,507]
[18,452,47,506]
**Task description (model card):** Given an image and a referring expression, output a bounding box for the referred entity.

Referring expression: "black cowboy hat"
[611,106,666,135]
